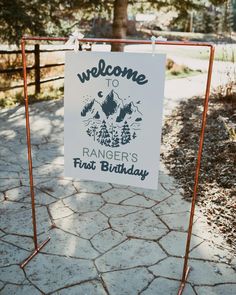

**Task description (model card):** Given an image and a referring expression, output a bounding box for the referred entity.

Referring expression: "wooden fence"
[0,44,74,94]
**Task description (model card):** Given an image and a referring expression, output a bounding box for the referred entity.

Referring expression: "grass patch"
[166,58,202,79]
[0,86,64,108]
[166,69,202,79]
[157,45,236,62]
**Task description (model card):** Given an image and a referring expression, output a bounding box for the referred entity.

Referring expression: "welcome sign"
[64,52,166,189]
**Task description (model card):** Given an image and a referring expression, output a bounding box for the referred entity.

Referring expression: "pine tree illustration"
[109,124,119,147]
[86,128,92,137]
[111,129,119,147]
[91,124,98,141]
[121,121,131,145]
[109,123,114,138]
[97,120,111,146]
[132,132,137,139]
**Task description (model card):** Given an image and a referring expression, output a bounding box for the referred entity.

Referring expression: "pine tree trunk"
[111,0,128,52]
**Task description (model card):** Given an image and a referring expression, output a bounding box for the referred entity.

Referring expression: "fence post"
[34,44,40,94]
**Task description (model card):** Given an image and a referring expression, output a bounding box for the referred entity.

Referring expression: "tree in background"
[221,0,234,34]
[112,0,128,51]
[0,0,235,47]
[194,5,216,33]
[0,0,130,48]
[233,0,236,31]
[0,0,63,45]
[192,0,234,35]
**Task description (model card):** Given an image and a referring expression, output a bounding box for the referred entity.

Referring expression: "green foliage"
[221,0,234,33]
[0,0,62,44]
[218,115,236,141]
[0,0,231,46]
[233,0,236,31]
[172,0,235,34]
[209,0,228,5]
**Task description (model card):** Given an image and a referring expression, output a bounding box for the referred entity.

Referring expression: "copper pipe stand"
[177,266,190,295]
[20,237,50,269]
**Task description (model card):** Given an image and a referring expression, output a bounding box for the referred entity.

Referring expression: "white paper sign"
[64,52,166,189]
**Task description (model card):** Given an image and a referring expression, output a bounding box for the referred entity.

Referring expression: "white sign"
[64,52,166,189]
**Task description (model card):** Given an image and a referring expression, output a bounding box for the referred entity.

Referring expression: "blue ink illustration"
[81,90,143,147]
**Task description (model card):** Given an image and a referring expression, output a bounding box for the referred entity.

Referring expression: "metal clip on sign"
[151,36,167,56]
[151,36,157,56]
[65,29,84,52]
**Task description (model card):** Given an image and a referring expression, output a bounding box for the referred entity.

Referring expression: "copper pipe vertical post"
[21,39,38,249]
[20,38,50,269]
[177,45,215,295]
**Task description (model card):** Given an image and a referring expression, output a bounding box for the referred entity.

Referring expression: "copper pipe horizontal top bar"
[22,36,214,48]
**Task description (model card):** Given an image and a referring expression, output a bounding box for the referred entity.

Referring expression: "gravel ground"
[161,95,236,252]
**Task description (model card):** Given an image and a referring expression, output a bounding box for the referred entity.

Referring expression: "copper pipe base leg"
[20,237,50,269]
[177,266,190,295]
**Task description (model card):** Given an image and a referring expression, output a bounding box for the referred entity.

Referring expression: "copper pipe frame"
[20,39,51,268]
[177,43,215,295]
[20,36,214,293]
[20,237,50,269]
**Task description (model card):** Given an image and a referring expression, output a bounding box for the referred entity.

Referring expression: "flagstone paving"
[0,99,236,295]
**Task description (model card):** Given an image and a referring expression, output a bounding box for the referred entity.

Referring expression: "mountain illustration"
[94,111,100,119]
[101,90,123,118]
[81,99,106,121]
[116,101,142,123]
[81,99,95,117]
[81,90,142,124]
[81,89,143,147]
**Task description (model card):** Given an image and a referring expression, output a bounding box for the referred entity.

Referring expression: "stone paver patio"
[0,80,236,294]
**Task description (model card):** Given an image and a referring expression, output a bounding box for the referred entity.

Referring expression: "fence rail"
[0,48,72,54]
[0,44,72,94]
[0,62,64,74]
